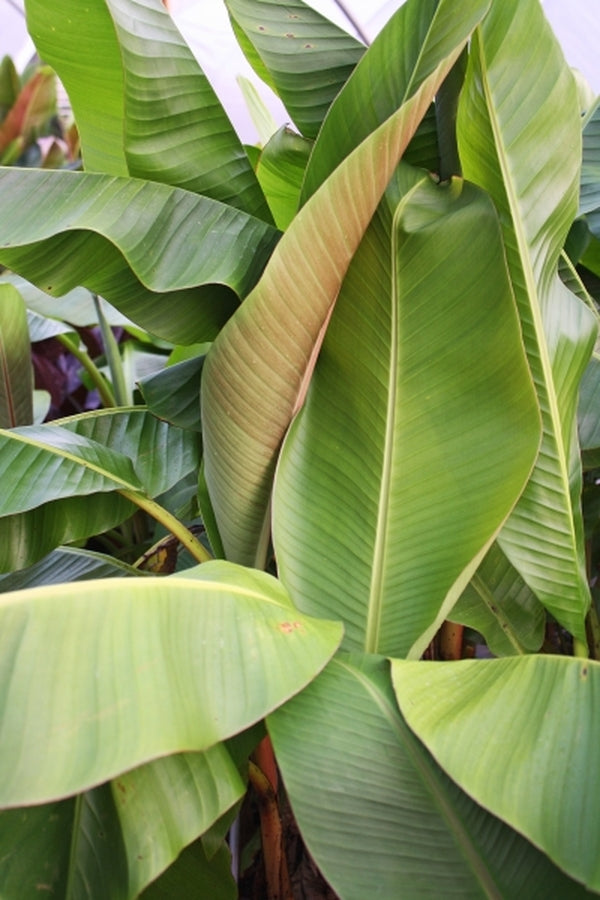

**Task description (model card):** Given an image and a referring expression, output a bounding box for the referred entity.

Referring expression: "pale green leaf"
[25,0,128,175]
[392,656,600,893]
[457,0,597,640]
[0,561,342,806]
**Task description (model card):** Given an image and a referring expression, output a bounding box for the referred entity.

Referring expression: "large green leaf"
[268,655,588,899]
[104,0,272,219]
[451,543,546,656]
[0,747,244,899]
[392,656,600,892]
[0,409,200,570]
[0,168,279,343]
[225,0,365,140]
[26,0,270,220]
[0,561,342,806]
[202,0,491,566]
[0,283,32,427]
[25,0,127,175]
[457,0,597,640]
[272,175,540,658]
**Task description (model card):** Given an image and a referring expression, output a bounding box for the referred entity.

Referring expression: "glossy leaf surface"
[458,0,597,639]
[269,655,588,900]
[0,168,279,343]
[225,0,365,139]
[202,0,490,566]
[273,176,540,658]
[0,561,342,806]
[392,656,600,892]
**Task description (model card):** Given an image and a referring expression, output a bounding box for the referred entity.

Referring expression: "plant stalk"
[56,333,116,408]
[119,490,212,565]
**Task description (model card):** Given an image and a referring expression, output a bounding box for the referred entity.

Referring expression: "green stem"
[64,794,84,900]
[57,333,116,408]
[119,489,212,564]
[573,637,589,659]
[92,293,131,407]
[586,604,600,661]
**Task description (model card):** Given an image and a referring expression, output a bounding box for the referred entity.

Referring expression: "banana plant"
[0,0,598,896]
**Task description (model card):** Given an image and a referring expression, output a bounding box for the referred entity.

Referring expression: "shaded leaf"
[0,546,147,593]
[139,356,204,432]
[0,283,33,427]
[269,655,588,900]
[451,544,546,656]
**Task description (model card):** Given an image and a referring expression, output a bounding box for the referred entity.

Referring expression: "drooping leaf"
[299,0,472,200]
[0,561,342,807]
[0,283,33,427]
[0,409,200,571]
[0,747,244,900]
[225,0,365,140]
[0,168,279,343]
[0,546,148,593]
[139,356,204,432]
[202,0,491,566]
[103,0,272,219]
[457,0,597,640]
[450,543,546,656]
[392,656,600,893]
[273,175,540,658]
[25,0,128,175]
[269,655,588,900]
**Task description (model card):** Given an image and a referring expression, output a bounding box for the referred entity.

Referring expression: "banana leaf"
[202,0,491,566]
[457,0,597,640]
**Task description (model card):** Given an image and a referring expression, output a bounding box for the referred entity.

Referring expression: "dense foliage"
[0,0,600,896]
